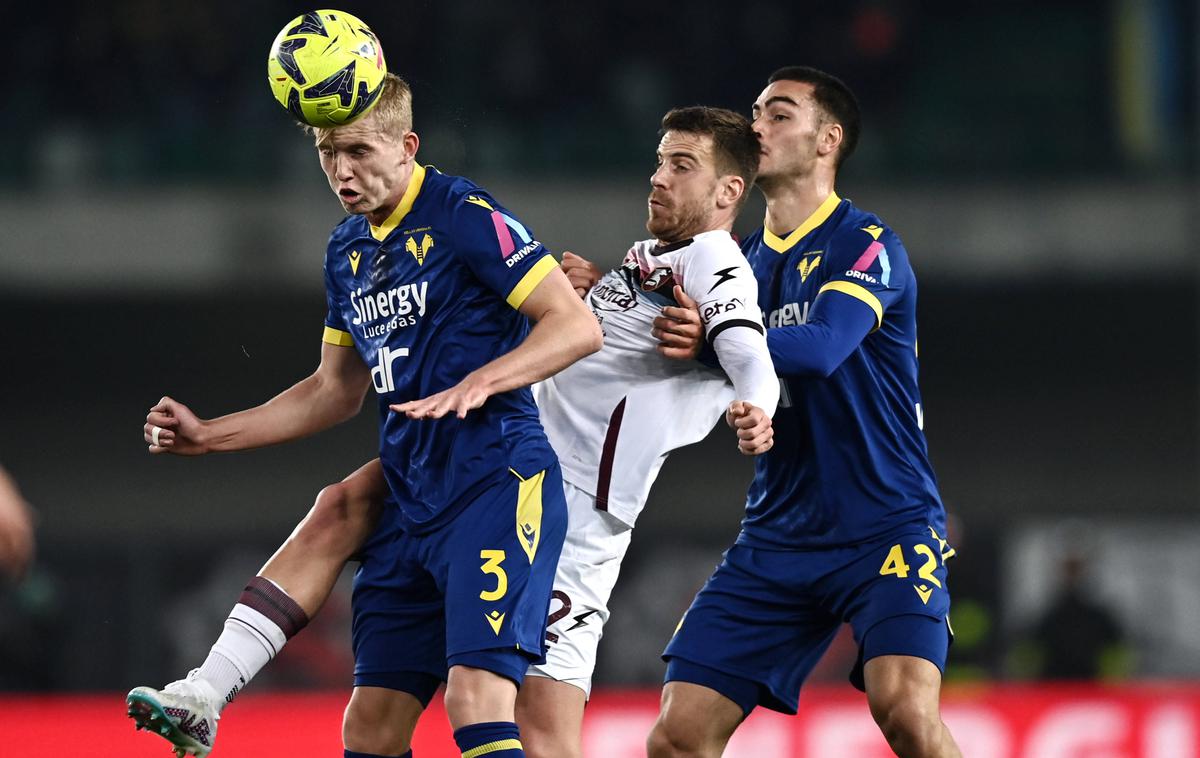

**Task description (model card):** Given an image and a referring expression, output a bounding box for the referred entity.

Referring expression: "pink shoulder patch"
[852,241,884,272]
[491,211,515,257]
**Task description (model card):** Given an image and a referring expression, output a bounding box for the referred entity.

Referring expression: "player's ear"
[402,131,420,161]
[716,174,745,210]
[818,122,843,160]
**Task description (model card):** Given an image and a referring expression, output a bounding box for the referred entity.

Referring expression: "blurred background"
[0,0,1197,754]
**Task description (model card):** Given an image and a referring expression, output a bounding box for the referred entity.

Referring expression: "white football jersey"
[534,230,766,528]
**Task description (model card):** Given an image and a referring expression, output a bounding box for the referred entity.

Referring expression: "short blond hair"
[310,73,413,144]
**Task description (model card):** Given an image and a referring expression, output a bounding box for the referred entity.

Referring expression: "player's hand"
[561,251,602,298]
[654,285,703,360]
[144,396,209,455]
[390,376,490,420]
[726,400,773,456]
[0,471,34,581]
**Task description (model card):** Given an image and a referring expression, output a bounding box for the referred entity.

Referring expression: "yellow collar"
[763,192,841,253]
[369,163,427,242]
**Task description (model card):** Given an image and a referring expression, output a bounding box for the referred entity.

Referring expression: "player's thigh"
[342,685,425,754]
[664,544,841,715]
[532,482,632,691]
[437,465,568,668]
[352,521,448,688]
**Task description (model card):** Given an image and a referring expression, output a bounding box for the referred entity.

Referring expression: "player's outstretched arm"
[766,293,876,377]
[709,318,779,454]
[392,265,603,419]
[672,247,778,449]
[145,341,371,454]
[653,283,878,378]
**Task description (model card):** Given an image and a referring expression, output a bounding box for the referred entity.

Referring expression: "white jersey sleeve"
[710,327,779,416]
[672,233,778,416]
[674,234,765,342]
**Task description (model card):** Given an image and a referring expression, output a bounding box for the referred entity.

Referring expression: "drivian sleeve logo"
[347,250,362,275]
[405,234,433,265]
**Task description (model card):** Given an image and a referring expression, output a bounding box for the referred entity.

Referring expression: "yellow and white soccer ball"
[267,10,387,128]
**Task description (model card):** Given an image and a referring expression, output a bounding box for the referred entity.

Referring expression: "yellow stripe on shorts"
[514,469,545,564]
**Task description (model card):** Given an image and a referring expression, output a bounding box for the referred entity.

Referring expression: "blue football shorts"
[351,463,567,702]
[663,525,953,715]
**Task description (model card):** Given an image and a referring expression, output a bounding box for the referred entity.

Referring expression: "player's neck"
[761,171,836,237]
[657,214,734,247]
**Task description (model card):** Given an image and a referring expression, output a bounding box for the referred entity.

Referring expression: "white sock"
[196,577,308,710]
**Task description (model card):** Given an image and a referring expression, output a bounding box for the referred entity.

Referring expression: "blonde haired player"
[129,103,777,758]
[128,70,602,758]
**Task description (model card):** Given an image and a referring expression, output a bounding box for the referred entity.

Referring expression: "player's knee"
[295,481,371,558]
[646,716,708,758]
[342,694,415,754]
[870,697,942,755]
[443,682,493,726]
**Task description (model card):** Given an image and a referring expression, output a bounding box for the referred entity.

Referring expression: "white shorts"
[526,479,634,696]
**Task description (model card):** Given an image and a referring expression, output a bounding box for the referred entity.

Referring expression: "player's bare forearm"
[204,373,366,451]
[392,266,601,419]
[471,267,602,389]
[147,342,371,454]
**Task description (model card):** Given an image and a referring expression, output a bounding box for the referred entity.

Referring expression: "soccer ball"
[267,10,387,128]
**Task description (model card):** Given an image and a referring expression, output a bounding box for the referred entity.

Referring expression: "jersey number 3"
[479,549,508,601]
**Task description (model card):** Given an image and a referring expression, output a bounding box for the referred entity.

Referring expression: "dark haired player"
[646,67,963,757]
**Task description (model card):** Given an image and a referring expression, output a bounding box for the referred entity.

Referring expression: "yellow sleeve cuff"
[322,326,355,346]
[506,254,558,310]
[817,280,884,327]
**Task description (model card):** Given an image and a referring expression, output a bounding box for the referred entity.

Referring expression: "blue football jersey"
[739,193,947,549]
[323,164,560,533]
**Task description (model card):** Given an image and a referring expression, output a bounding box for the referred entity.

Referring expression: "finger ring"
[151,425,162,446]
